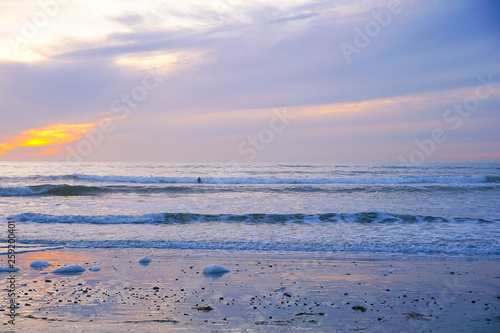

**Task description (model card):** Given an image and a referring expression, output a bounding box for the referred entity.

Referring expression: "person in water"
[197,177,201,183]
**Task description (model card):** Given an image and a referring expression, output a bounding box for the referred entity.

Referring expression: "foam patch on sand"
[202,264,230,275]
[138,256,152,265]
[0,266,19,272]
[30,260,52,269]
[52,265,86,274]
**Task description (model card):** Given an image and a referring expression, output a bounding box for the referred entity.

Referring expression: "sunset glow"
[0,122,100,157]
[114,51,204,72]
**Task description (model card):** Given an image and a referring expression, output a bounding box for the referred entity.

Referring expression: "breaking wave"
[8,211,497,225]
[72,174,495,184]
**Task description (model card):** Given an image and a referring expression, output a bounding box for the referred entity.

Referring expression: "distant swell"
[0,184,103,197]
[73,174,495,184]
[486,176,500,183]
[0,184,193,197]
[2,183,499,197]
[1,175,498,190]
[8,212,497,225]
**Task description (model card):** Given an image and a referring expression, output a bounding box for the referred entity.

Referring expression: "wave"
[8,211,498,225]
[486,176,500,183]
[4,183,499,197]
[0,245,64,255]
[1,175,498,197]
[2,174,499,187]
[0,184,197,197]
[60,241,500,255]
[72,174,500,184]
[0,184,105,196]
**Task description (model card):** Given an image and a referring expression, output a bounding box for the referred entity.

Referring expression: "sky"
[0,0,499,164]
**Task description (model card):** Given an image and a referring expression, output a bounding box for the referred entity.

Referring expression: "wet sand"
[1,248,499,332]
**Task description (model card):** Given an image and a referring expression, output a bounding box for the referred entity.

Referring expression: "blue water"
[1,162,499,254]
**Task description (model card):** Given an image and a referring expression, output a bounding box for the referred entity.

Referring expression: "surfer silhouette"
[197,177,201,183]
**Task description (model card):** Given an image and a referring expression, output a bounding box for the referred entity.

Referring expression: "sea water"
[1,162,499,255]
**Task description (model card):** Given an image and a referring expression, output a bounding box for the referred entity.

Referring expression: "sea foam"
[203,264,230,275]
[52,265,86,274]
[30,260,52,269]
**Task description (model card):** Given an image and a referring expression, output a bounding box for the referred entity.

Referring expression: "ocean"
[1,162,499,255]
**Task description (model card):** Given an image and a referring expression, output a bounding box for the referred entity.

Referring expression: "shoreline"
[1,248,499,332]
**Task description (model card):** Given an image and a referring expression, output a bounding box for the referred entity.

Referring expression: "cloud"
[110,13,146,27]
[269,12,318,23]
[88,85,499,163]
[0,0,499,162]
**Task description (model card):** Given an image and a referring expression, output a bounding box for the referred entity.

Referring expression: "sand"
[1,248,499,332]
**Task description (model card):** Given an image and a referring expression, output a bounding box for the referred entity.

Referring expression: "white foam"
[52,265,86,274]
[0,186,39,196]
[0,266,19,272]
[203,264,230,275]
[29,260,52,269]
[138,256,152,264]
[9,212,166,224]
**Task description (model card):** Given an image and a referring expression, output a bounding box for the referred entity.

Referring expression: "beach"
[2,248,499,332]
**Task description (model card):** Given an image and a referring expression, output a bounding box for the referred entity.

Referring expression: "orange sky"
[0,122,100,158]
